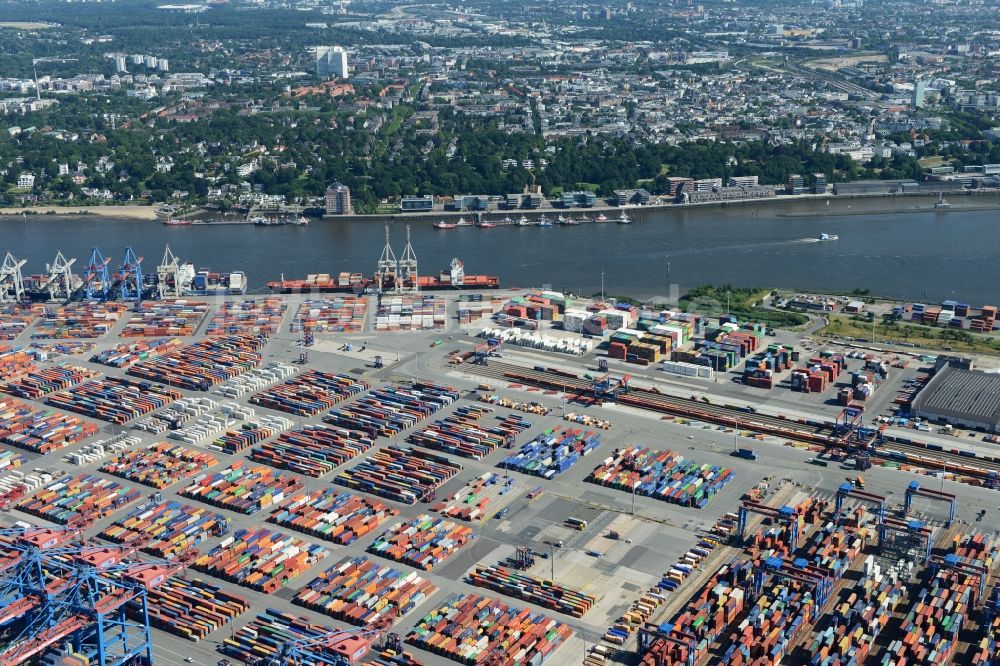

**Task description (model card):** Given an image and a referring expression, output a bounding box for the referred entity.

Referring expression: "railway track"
[458,359,1000,480]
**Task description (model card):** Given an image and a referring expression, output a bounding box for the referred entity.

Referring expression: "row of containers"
[0,344,40,377]
[407,593,573,665]
[127,335,264,391]
[290,297,368,333]
[467,561,597,618]
[249,370,368,416]
[90,336,185,367]
[406,405,532,460]
[367,514,474,571]
[222,609,379,665]
[191,526,328,594]
[17,473,141,525]
[179,462,306,515]
[791,353,847,394]
[639,498,872,666]
[498,428,603,479]
[100,500,229,559]
[322,382,460,439]
[0,303,42,340]
[335,446,463,506]
[268,488,398,545]
[0,397,99,453]
[121,299,210,337]
[741,343,796,389]
[28,340,95,357]
[2,362,99,400]
[251,424,376,478]
[205,298,288,336]
[294,555,437,626]
[213,422,285,455]
[100,442,219,489]
[433,473,526,523]
[31,301,128,339]
[587,447,734,509]
[47,376,182,425]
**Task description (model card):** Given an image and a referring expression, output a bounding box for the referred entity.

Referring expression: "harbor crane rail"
[835,483,886,524]
[903,481,956,527]
[878,516,932,563]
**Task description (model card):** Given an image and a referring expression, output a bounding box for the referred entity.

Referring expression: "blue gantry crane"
[637,622,697,666]
[984,583,1000,628]
[591,372,630,402]
[80,247,111,300]
[0,526,182,666]
[904,480,956,527]
[737,500,799,549]
[877,516,933,563]
[115,247,143,303]
[930,552,988,601]
[832,404,885,465]
[472,337,503,365]
[747,556,832,623]
[835,482,886,524]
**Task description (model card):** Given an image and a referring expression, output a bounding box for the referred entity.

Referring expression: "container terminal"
[0,240,997,666]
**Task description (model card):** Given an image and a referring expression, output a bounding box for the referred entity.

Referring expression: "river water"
[2,195,998,304]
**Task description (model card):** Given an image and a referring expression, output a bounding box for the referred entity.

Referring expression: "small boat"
[560,216,580,225]
[434,220,457,230]
[292,216,309,226]
[818,232,838,241]
[595,213,608,222]
[477,219,497,228]
[934,194,950,209]
[616,211,632,224]
[537,215,552,227]
[162,218,191,226]
[557,214,567,224]
[456,216,473,227]
[516,215,531,226]
[502,215,513,224]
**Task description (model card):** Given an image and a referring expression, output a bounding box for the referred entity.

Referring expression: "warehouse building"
[911,359,1000,432]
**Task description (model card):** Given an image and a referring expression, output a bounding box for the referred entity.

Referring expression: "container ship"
[268,258,499,293]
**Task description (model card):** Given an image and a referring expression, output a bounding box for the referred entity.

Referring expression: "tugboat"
[502,215,514,224]
[456,216,473,227]
[616,211,632,224]
[516,215,531,226]
[818,232,839,241]
[537,215,552,226]
[477,218,497,228]
[934,194,951,209]
[595,213,608,222]
[433,220,457,230]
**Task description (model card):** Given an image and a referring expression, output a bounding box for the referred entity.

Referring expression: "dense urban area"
[1,2,1000,666]
[1,0,1000,213]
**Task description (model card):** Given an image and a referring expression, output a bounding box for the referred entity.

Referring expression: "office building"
[727,176,759,188]
[560,191,598,208]
[316,46,349,79]
[400,195,434,212]
[786,174,804,194]
[813,173,828,194]
[912,80,927,109]
[325,182,351,215]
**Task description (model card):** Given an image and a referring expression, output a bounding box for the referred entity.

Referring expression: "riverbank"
[0,205,157,220]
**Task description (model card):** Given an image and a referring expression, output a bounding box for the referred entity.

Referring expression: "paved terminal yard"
[0,291,997,666]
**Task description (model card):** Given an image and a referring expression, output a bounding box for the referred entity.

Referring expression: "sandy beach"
[0,205,157,220]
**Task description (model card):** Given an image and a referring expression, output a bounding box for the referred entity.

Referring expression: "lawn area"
[821,314,1000,356]
[679,285,810,329]
[0,22,57,29]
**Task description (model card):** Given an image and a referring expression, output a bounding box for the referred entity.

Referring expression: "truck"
[732,448,758,461]
[808,458,829,467]
[854,475,865,489]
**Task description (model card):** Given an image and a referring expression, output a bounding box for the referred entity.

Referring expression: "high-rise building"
[316,46,349,79]
[325,182,351,215]
[144,55,158,69]
[114,55,127,73]
[912,80,927,109]
[786,173,804,194]
[158,59,169,72]
[813,173,827,194]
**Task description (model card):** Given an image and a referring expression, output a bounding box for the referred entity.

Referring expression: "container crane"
[737,501,799,549]
[747,556,831,622]
[79,248,111,301]
[637,622,697,666]
[929,552,988,601]
[397,225,418,293]
[40,251,77,301]
[903,480,956,527]
[115,247,143,304]
[834,482,886,524]
[877,516,932,563]
[0,531,185,666]
[472,338,502,365]
[375,223,398,294]
[0,252,27,304]
[590,372,630,402]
